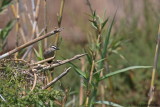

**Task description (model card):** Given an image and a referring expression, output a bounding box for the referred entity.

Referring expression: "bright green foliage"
[34,48,44,61]
[0,0,13,13]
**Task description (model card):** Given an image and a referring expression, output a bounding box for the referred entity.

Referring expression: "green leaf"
[0,19,16,40]
[49,100,54,107]
[38,41,43,59]
[111,50,126,60]
[92,11,96,18]
[100,66,152,81]
[38,100,44,106]
[95,101,123,107]
[84,48,92,65]
[0,0,13,12]
[101,18,109,30]
[70,63,87,79]
[95,58,106,64]
[34,48,43,61]
[98,12,116,70]
[93,68,104,75]
[89,20,98,30]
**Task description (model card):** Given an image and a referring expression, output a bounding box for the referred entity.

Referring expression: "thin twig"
[30,72,37,91]
[0,28,63,60]
[22,45,33,60]
[86,0,94,14]
[36,53,86,73]
[42,67,71,89]
[0,94,6,102]
[148,24,160,106]
[31,56,55,66]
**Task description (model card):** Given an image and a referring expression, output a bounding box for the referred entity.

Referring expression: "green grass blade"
[102,13,116,57]
[101,18,109,30]
[95,58,106,64]
[84,48,92,65]
[95,101,123,107]
[38,41,43,59]
[70,63,87,79]
[99,12,116,69]
[100,66,152,81]
[33,48,43,61]
[0,20,16,40]
[0,0,13,12]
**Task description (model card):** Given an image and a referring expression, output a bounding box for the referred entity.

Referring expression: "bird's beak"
[55,47,59,50]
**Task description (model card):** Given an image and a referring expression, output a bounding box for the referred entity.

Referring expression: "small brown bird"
[43,45,59,63]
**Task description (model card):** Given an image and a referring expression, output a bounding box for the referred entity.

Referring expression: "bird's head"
[51,45,59,51]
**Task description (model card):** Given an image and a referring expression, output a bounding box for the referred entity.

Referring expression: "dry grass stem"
[79,57,85,106]
[147,24,160,106]
[30,72,37,91]
[42,67,71,89]
[36,53,86,73]
[31,56,55,66]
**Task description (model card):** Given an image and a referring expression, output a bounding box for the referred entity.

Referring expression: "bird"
[43,45,59,63]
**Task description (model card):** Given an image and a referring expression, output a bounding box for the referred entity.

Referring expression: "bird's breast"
[43,49,55,59]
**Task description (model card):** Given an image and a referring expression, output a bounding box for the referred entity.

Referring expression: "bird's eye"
[51,46,56,48]
[51,45,58,49]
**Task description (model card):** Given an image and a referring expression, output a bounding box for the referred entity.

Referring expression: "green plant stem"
[58,0,65,27]
[55,0,65,46]
[98,12,116,71]
[148,24,160,106]
[85,60,95,107]
[44,0,48,49]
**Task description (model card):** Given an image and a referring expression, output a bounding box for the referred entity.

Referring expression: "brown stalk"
[36,53,86,73]
[148,24,160,106]
[85,60,95,106]
[30,72,37,91]
[42,67,71,89]
[79,57,85,106]
[31,56,55,66]
[11,0,20,60]
[62,89,69,107]
[100,71,105,107]
[10,2,27,43]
